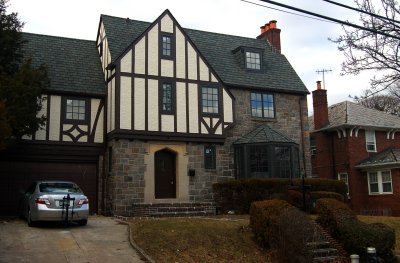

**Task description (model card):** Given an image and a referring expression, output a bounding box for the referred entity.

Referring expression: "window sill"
[251,117,276,122]
[368,192,393,196]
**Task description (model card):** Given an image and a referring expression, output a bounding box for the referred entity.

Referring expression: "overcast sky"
[7,0,375,115]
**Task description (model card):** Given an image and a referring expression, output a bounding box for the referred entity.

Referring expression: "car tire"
[27,209,36,227]
[78,219,88,226]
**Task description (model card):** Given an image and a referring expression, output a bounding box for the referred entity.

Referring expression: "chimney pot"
[260,25,266,34]
[269,20,277,29]
[316,80,322,90]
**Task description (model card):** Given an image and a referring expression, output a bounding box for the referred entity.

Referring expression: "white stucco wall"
[120,76,132,129]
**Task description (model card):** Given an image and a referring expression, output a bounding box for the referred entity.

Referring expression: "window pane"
[382,182,392,193]
[251,92,274,118]
[245,52,261,70]
[162,36,171,57]
[202,87,218,114]
[66,99,86,121]
[204,146,216,169]
[370,183,379,193]
[369,172,378,183]
[274,147,291,178]
[162,83,172,112]
[249,146,269,178]
[365,130,376,151]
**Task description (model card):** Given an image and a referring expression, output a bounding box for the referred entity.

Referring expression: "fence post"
[350,254,359,263]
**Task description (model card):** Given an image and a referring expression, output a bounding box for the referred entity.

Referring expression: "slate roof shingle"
[22,33,105,96]
[234,124,295,145]
[309,101,400,132]
[101,14,308,94]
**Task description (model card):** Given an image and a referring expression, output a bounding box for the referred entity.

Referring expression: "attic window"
[246,51,261,70]
[161,33,174,59]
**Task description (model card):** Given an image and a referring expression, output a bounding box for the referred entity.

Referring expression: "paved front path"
[0,216,146,263]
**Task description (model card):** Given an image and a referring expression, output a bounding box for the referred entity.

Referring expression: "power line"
[240,0,335,24]
[322,0,400,24]
[256,0,400,40]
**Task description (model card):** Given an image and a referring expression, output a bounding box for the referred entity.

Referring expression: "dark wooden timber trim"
[107,129,226,143]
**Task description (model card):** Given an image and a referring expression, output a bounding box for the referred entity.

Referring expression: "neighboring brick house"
[0,9,310,217]
[310,81,400,216]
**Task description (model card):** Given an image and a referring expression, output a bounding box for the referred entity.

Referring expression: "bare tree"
[332,0,400,92]
[354,84,400,116]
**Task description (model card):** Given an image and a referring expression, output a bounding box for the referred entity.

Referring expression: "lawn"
[358,215,400,255]
[129,217,274,263]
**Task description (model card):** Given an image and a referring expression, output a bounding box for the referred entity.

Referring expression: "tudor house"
[310,81,400,216]
[0,10,310,217]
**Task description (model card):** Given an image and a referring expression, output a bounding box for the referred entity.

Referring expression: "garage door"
[0,161,97,216]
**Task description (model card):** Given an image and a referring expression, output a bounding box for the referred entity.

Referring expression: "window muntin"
[338,173,349,195]
[202,87,219,114]
[365,130,376,152]
[162,35,172,58]
[66,99,86,121]
[249,146,269,178]
[245,51,261,70]
[251,92,275,118]
[204,145,216,169]
[162,83,173,112]
[235,144,299,179]
[368,171,392,194]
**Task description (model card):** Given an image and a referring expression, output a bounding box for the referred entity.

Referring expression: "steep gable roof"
[22,33,105,96]
[100,13,308,94]
[309,101,400,132]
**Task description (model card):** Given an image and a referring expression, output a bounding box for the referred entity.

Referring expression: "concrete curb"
[114,216,155,263]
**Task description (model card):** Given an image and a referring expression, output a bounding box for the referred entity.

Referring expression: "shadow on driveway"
[0,215,146,263]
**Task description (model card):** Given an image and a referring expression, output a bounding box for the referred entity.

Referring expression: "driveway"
[0,216,146,263]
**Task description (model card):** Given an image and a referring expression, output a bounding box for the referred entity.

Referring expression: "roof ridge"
[22,32,95,43]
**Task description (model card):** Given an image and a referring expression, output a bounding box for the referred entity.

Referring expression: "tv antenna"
[316,69,332,89]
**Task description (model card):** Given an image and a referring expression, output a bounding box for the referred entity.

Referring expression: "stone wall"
[227,88,311,177]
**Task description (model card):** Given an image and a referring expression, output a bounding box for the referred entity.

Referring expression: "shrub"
[285,189,311,210]
[213,178,347,214]
[275,208,322,263]
[315,198,395,261]
[213,179,290,214]
[309,191,344,203]
[249,199,293,248]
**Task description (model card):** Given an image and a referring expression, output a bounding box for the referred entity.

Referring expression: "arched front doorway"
[154,149,176,199]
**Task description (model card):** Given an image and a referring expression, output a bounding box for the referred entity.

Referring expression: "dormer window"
[246,51,261,70]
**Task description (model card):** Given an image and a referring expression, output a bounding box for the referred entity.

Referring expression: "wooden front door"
[155,149,176,199]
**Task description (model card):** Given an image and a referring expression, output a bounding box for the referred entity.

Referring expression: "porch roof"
[356,148,400,169]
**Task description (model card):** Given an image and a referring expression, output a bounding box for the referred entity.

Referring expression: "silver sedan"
[21,181,89,227]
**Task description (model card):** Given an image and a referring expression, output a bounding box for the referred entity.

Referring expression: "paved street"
[0,216,146,263]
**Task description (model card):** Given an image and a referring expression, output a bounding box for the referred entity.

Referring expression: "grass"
[358,215,400,255]
[130,217,274,263]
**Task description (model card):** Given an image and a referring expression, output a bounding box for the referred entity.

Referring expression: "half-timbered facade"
[0,10,310,217]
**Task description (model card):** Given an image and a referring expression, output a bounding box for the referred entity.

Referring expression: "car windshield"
[39,183,82,194]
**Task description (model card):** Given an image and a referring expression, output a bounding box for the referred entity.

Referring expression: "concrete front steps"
[307,241,341,263]
[130,202,216,217]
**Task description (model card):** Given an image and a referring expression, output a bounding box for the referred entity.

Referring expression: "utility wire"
[322,0,400,24]
[256,0,400,40]
[241,0,336,24]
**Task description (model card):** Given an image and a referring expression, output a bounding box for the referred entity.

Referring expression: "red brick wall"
[313,128,400,216]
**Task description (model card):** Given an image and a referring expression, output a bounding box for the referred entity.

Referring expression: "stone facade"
[104,87,311,216]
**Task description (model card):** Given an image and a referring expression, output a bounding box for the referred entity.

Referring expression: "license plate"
[57,200,74,207]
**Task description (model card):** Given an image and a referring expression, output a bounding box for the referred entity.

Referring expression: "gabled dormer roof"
[309,101,400,132]
[22,33,105,96]
[100,11,308,94]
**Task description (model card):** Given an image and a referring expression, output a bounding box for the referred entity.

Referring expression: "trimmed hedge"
[316,198,395,261]
[249,199,294,248]
[309,191,344,203]
[213,178,347,214]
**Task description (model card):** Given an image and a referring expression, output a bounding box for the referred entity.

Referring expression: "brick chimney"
[312,81,329,130]
[257,20,281,53]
